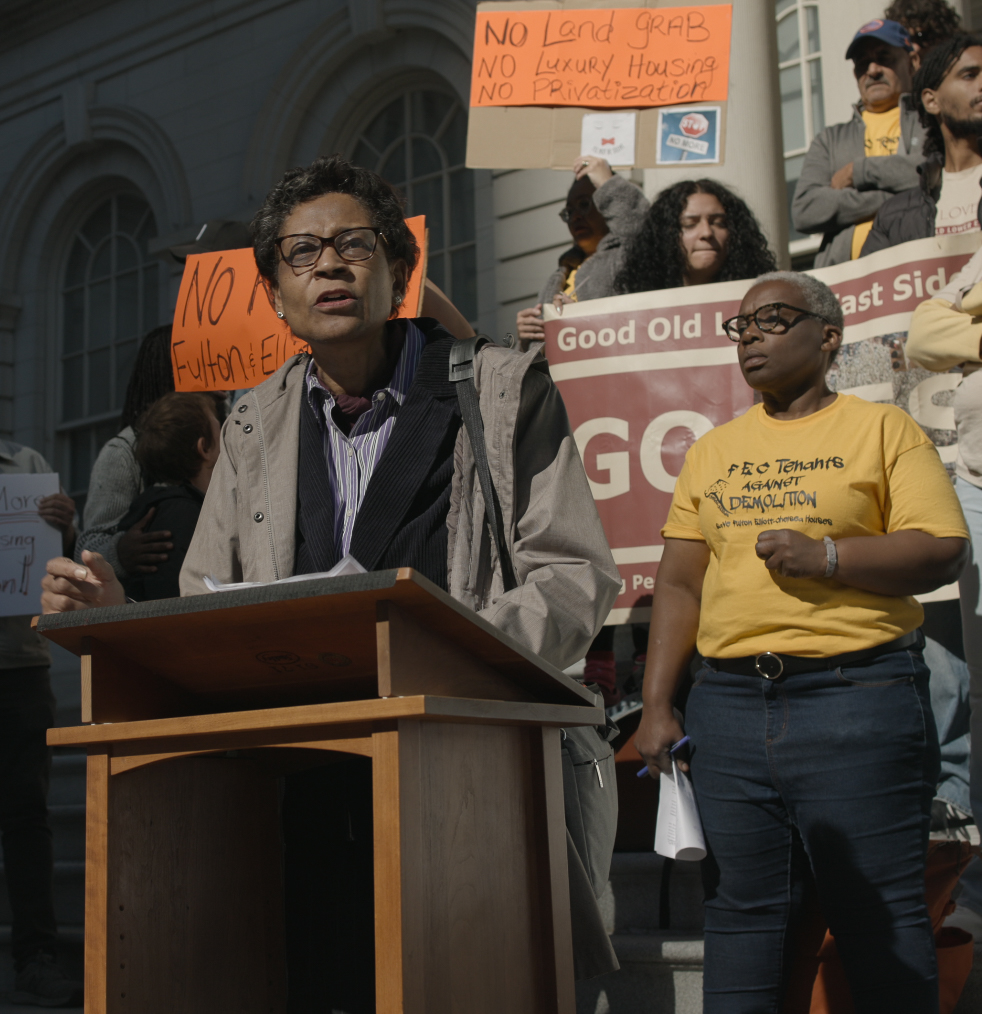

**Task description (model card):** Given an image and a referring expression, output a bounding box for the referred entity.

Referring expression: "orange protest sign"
[171,216,427,392]
[470,5,731,108]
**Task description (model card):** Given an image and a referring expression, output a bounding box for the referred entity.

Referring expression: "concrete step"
[577,933,704,1014]
[47,753,86,808]
[603,852,704,934]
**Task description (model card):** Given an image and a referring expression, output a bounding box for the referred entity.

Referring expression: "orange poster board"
[172,216,427,392]
[470,5,731,108]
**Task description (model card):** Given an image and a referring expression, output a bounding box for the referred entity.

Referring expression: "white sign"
[580,112,637,167]
[0,473,60,618]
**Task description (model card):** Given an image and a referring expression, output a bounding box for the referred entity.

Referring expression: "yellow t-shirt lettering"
[851,107,903,259]
[662,396,969,658]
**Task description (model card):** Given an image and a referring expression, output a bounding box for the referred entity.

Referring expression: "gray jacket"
[75,427,141,579]
[538,174,650,305]
[792,96,926,267]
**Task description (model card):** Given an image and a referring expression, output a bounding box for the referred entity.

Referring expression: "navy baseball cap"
[846,19,914,60]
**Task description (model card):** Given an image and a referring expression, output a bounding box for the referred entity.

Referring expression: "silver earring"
[393,295,403,306]
[276,311,285,319]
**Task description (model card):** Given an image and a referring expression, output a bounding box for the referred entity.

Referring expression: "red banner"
[543,233,979,622]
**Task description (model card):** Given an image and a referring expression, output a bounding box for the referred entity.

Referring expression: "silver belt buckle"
[754,652,784,680]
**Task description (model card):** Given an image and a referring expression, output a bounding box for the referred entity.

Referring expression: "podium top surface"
[36,568,596,709]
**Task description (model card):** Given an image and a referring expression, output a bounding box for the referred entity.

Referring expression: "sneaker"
[583,650,620,708]
[8,952,82,1008]
[930,798,980,845]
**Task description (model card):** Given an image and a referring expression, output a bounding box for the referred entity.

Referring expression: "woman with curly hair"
[886,0,962,69]
[615,178,777,294]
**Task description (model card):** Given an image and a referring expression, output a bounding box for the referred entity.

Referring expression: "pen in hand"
[637,735,690,779]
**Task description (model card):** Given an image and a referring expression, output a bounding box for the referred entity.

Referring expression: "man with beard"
[863,34,982,250]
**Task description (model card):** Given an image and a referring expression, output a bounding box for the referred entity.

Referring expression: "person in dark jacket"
[791,19,923,266]
[117,392,221,601]
[862,34,982,255]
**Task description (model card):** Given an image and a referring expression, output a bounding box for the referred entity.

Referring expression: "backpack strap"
[449,334,518,592]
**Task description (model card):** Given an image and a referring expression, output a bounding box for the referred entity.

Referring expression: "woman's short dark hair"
[885,0,961,49]
[251,154,419,286]
[615,179,777,294]
[134,392,217,485]
[913,34,982,156]
[120,325,175,431]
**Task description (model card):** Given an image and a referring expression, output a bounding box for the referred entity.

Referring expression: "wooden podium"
[37,568,603,1014]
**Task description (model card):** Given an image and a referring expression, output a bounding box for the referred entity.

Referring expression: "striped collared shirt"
[304,322,426,557]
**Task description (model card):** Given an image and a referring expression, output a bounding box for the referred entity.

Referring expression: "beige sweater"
[907,245,982,487]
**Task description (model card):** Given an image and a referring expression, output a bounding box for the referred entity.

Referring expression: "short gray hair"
[751,271,844,330]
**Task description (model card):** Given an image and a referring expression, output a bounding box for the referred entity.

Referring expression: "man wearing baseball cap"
[792,19,924,266]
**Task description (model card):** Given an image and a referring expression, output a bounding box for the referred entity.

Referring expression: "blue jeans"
[686,648,940,1014]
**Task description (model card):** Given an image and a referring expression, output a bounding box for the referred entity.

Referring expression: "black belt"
[705,630,923,681]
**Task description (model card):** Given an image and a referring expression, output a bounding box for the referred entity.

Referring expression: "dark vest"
[295,322,462,589]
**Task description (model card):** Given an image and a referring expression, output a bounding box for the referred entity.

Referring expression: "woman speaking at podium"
[42,155,622,1008]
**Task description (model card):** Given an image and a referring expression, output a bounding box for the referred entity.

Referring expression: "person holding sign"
[634,271,969,1012]
[42,154,622,1001]
[515,155,649,342]
[0,442,81,1006]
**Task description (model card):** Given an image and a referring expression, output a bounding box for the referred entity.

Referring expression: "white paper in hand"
[204,554,367,592]
[654,758,706,861]
[0,473,60,619]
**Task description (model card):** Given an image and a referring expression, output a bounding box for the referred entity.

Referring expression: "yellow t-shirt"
[661,395,969,659]
[851,107,903,259]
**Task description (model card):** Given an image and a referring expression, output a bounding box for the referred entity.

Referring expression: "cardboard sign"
[471,6,731,108]
[0,473,60,618]
[172,216,427,392]
[581,112,637,165]
[657,105,721,163]
[543,232,978,624]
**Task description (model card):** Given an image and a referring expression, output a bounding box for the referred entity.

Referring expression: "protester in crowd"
[885,0,962,70]
[515,155,648,342]
[42,154,622,1005]
[635,270,969,1012]
[0,443,81,1006]
[792,19,923,266]
[74,325,177,580]
[615,179,777,293]
[515,154,647,704]
[863,34,982,252]
[115,393,221,602]
[905,251,982,939]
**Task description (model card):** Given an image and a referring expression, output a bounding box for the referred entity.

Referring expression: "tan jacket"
[180,339,620,671]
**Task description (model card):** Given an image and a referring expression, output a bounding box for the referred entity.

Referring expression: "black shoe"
[8,952,82,1008]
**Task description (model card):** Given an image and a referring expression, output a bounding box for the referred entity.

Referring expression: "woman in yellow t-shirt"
[635,271,969,1012]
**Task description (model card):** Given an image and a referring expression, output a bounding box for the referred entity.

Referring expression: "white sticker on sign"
[0,473,60,618]
[581,112,637,167]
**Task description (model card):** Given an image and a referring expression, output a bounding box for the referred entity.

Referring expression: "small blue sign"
[657,106,722,165]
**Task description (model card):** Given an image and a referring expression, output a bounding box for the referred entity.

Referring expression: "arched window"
[60,194,159,495]
[351,89,477,322]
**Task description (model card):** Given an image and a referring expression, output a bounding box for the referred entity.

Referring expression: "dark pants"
[282,757,375,1014]
[0,666,57,967]
[685,648,940,1014]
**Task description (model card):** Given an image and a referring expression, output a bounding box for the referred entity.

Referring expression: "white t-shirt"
[935,163,982,236]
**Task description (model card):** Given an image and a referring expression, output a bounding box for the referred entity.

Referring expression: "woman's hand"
[573,155,614,189]
[634,701,687,776]
[755,529,827,579]
[551,292,574,317]
[516,304,545,340]
[41,551,127,613]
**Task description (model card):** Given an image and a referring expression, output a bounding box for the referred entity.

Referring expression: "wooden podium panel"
[41,574,602,1014]
[37,568,595,723]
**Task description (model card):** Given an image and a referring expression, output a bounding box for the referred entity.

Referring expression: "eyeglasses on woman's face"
[276,227,382,268]
[722,302,833,341]
[559,196,596,223]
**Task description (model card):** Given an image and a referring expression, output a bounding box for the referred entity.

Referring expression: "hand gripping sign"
[543,232,978,623]
[171,217,427,392]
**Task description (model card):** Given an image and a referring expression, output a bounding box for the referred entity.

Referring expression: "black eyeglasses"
[559,196,595,223]
[721,302,833,342]
[276,228,382,268]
